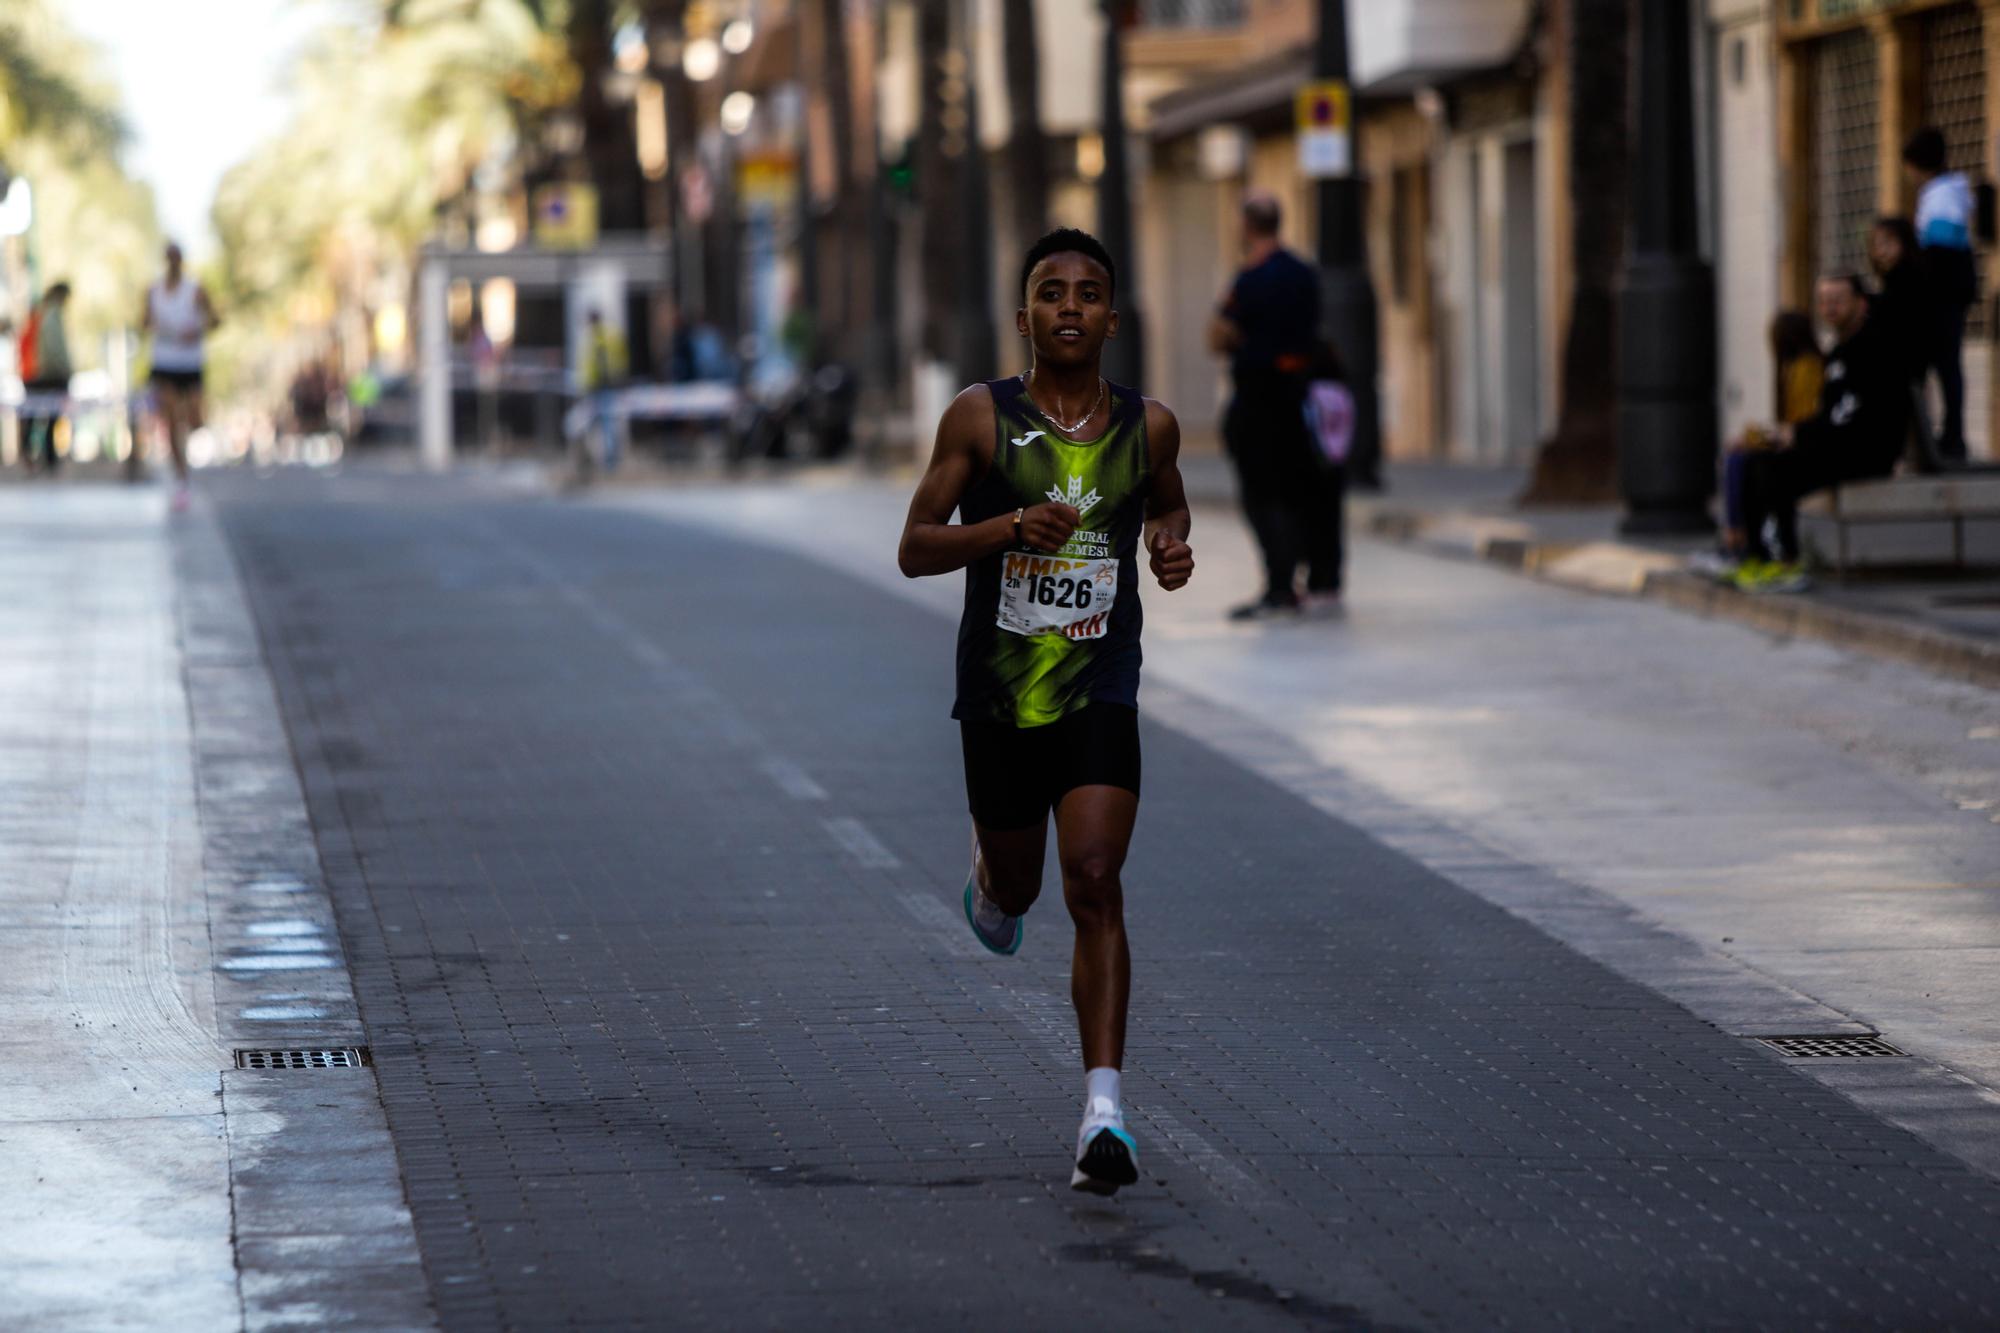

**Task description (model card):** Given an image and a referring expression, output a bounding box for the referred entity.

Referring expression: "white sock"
[1085,1067,1121,1121]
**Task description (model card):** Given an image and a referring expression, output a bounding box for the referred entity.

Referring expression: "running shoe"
[1737,559,1810,594]
[170,484,191,513]
[1070,1099,1139,1195]
[962,840,1022,956]
[1730,558,1773,591]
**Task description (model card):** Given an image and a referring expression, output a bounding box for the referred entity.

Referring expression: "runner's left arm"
[1143,400,1194,591]
[197,287,221,333]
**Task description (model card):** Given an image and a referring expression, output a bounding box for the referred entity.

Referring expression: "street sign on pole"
[1296,81,1351,179]
[532,183,599,250]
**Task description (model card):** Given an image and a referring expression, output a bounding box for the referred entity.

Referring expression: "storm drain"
[1757,1034,1906,1059]
[234,1047,373,1070]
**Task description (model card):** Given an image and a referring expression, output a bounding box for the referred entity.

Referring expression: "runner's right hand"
[1020,502,1080,551]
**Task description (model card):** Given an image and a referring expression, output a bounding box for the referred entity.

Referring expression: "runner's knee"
[1060,852,1123,924]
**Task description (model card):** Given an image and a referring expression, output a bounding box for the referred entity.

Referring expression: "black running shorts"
[151,368,203,392]
[959,704,1141,831]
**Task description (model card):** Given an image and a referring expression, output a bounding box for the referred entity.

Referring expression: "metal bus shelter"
[414,238,671,470]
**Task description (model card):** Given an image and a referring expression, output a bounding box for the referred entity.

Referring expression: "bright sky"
[64,0,333,260]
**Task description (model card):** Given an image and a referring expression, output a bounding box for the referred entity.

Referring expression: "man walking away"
[23,282,73,473]
[1903,128,1976,464]
[1737,275,1908,592]
[1210,193,1326,620]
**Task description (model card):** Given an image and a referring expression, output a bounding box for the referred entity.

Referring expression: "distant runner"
[141,242,218,510]
[898,227,1195,1194]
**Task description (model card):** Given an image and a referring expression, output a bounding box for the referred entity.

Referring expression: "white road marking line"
[219,955,339,972]
[1135,1106,1263,1199]
[760,756,829,801]
[822,816,901,869]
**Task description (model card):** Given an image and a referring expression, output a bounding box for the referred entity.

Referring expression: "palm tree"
[567,0,646,232]
[1522,0,1628,504]
[0,7,124,156]
[817,0,858,345]
[0,0,156,374]
[917,0,957,365]
[1001,0,1049,262]
[209,0,570,394]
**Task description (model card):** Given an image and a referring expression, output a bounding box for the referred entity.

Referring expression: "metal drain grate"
[1757,1034,1906,1059]
[234,1047,373,1070]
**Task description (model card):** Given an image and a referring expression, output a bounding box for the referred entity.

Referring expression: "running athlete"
[140,242,219,510]
[898,227,1195,1195]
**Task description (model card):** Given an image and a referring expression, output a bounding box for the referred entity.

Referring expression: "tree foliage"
[208,0,574,396]
[0,5,125,156]
[1522,0,1627,505]
[0,0,158,371]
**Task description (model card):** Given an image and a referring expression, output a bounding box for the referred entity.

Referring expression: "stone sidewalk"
[1193,455,2000,689]
[0,485,430,1331]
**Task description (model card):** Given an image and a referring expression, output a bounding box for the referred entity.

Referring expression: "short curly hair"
[1019,227,1116,304]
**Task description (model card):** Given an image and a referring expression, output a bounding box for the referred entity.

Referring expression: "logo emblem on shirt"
[1011,430,1045,447]
[1047,474,1102,517]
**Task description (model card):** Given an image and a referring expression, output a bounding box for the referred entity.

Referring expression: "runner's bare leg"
[1054,784,1136,1070]
[973,818,1047,918]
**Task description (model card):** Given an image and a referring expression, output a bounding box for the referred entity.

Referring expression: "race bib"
[997,551,1117,640]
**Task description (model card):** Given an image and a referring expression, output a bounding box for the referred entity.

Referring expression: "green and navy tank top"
[952,376,1150,727]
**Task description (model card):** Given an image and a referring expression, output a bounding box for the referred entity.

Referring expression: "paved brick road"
[215,470,2000,1331]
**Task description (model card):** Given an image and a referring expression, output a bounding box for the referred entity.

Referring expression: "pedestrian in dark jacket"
[1209,192,1326,620]
[1903,127,1978,462]
[1737,275,1909,590]
[1866,216,1928,387]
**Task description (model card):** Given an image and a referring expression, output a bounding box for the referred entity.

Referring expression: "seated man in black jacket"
[1738,274,1908,591]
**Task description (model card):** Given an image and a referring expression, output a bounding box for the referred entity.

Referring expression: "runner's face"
[1018,253,1116,368]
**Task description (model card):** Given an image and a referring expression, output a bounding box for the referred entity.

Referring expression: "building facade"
[1142,0,1547,463]
[1711,0,1998,456]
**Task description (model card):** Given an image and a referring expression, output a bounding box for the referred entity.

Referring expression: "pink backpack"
[1304,379,1354,465]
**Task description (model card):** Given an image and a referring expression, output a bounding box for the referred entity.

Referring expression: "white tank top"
[149,278,205,372]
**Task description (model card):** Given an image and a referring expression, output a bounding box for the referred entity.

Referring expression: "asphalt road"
[213,468,2000,1331]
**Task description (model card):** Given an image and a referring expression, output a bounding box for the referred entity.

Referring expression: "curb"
[1357,504,2000,691]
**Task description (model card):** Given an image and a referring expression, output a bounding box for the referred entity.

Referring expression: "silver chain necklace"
[1024,369,1104,436]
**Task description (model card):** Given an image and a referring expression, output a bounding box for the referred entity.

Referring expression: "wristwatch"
[1012,507,1025,548]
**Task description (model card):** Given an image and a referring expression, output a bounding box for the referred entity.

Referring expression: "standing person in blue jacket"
[1903,127,1978,463]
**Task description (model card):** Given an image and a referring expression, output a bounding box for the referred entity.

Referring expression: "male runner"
[898,227,1195,1194]
[140,242,219,510]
